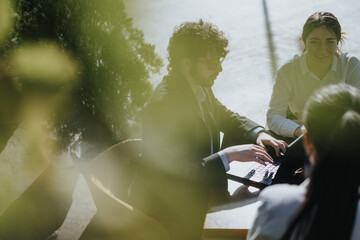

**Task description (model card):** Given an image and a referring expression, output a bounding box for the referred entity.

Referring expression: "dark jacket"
[130,72,261,240]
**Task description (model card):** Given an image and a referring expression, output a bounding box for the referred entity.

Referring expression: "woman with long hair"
[248,83,360,240]
[267,12,360,139]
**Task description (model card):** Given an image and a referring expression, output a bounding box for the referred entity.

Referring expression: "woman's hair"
[302,11,344,51]
[281,83,360,240]
[166,19,229,73]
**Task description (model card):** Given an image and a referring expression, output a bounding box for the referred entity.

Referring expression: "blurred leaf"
[0,0,14,46]
[7,43,78,88]
[11,0,163,151]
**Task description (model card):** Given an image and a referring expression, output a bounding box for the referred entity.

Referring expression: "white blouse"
[267,52,360,138]
[247,180,360,240]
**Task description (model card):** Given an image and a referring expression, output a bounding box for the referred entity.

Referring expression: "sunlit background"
[1,0,360,239]
[125,0,360,126]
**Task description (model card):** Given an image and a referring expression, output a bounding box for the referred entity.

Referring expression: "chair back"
[86,139,169,240]
[89,139,141,202]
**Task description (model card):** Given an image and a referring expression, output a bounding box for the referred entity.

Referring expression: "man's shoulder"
[150,75,183,100]
[145,87,171,117]
[145,75,192,118]
[149,78,170,101]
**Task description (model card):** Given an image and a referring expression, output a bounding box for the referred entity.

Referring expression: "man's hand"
[222,144,273,166]
[256,132,287,157]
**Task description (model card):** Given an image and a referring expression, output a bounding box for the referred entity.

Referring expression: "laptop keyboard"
[245,161,281,183]
[227,135,305,187]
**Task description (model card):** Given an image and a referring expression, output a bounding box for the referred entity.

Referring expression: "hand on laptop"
[256,132,287,157]
[222,144,273,166]
[260,171,274,185]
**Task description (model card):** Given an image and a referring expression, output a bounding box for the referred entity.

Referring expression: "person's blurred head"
[167,19,229,87]
[286,83,360,240]
[303,84,360,167]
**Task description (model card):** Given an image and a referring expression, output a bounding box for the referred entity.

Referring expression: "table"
[204,177,262,239]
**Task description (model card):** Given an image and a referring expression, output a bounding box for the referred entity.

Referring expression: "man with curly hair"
[130,19,286,240]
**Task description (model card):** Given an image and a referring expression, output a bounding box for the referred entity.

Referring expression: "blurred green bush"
[1,0,163,153]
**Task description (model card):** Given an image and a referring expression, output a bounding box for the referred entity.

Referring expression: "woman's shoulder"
[259,181,307,209]
[248,182,308,240]
[339,52,360,66]
[277,54,303,73]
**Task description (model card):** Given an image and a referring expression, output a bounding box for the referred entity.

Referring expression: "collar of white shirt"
[299,53,338,75]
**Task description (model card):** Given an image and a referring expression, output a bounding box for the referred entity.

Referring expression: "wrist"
[222,147,235,163]
[294,125,305,137]
[250,127,267,142]
[218,150,230,171]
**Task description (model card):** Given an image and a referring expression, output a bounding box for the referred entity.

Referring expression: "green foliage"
[12,0,163,150]
[0,0,14,46]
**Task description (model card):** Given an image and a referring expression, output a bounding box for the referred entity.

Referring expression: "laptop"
[226,134,305,189]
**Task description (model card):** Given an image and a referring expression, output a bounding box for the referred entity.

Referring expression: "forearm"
[266,112,300,138]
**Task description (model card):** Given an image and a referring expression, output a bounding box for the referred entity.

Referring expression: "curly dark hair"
[167,19,229,73]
